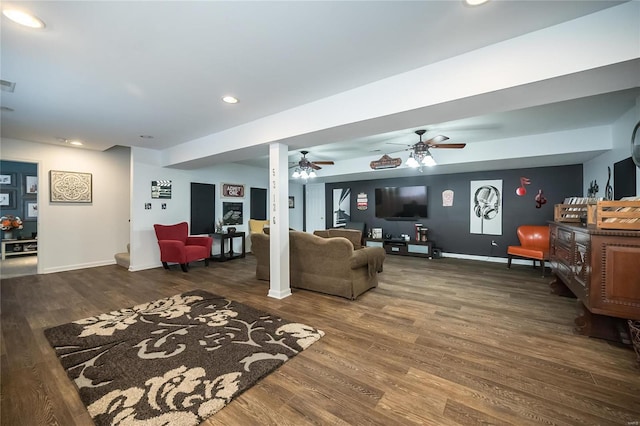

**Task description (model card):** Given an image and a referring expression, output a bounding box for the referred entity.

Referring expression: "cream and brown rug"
[45,289,324,425]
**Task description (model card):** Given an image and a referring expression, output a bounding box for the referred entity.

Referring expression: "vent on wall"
[1,79,16,92]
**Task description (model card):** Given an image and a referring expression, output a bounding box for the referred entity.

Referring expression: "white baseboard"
[42,259,116,274]
[441,252,541,266]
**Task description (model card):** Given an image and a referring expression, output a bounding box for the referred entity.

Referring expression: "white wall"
[0,138,130,274]
[130,147,269,271]
[583,98,640,197]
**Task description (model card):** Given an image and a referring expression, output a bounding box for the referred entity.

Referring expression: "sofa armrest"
[350,246,385,275]
[350,249,369,269]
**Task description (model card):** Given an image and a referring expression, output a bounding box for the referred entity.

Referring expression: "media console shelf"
[1,239,38,260]
[364,238,433,259]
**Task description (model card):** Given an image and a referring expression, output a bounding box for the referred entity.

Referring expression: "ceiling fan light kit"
[291,150,331,180]
[404,129,466,170]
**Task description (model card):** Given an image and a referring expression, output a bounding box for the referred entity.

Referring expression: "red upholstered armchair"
[153,222,213,272]
[507,225,550,277]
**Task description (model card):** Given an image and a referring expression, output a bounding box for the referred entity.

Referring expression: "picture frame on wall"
[0,190,17,209]
[221,183,245,198]
[24,200,37,220]
[289,196,295,209]
[0,173,16,187]
[24,175,37,195]
[222,202,243,225]
[50,170,93,203]
[151,180,172,199]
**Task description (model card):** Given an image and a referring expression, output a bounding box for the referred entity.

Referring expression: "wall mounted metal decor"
[50,170,92,203]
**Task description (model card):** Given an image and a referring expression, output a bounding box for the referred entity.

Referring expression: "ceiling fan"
[403,129,466,168]
[290,150,334,179]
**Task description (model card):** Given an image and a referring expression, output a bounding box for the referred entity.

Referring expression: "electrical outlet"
[491,240,498,246]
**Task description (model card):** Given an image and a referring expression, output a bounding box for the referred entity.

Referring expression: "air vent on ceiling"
[1,80,16,92]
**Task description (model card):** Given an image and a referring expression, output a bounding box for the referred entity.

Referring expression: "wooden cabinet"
[549,222,640,340]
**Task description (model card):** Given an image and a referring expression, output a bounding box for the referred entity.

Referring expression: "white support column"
[267,143,292,299]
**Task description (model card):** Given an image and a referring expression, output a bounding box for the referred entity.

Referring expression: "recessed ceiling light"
[69,140,83,146]
[465,0,489,5]
[2,9,45,29]
[222,96,239,104]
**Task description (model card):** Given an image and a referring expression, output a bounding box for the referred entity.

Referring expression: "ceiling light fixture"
[222,96,239,104]
[465,0,489,6]
[406,131,437,170]
[2,9,45,28]
[69,140,83,146]
[291,151,318,180]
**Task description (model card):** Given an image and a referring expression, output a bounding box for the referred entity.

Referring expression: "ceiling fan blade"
[424,135,449,144]
[310,163,322,170]
[429,143,467,149]
[312,161,334,165]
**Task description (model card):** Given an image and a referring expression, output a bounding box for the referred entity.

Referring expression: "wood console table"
[549,222,640,341]
[210,232,245,262]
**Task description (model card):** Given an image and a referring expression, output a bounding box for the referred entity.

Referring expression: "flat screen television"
[375,185,428,219]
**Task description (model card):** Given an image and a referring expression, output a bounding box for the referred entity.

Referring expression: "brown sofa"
[250,231,385,300]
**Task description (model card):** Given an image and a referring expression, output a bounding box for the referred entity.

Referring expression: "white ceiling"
[1,1,639,181]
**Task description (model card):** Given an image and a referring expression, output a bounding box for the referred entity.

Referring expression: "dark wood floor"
[2,254,639,425]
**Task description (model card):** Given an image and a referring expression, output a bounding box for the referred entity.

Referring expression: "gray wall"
[325,164,582,257]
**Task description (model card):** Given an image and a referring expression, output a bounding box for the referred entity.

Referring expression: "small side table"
[210,232,246,262]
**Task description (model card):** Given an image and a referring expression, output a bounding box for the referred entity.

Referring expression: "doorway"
[0,160,38,278]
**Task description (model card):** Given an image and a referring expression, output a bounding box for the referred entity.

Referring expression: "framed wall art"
[0,189,16,209]
[222,202,243,225]
[222,183,245,198]
[470,179,502,235]
[0,173,16,187]
[24,175,37,195]
[24,200,37,220]
[289,196,295,209]
[50,170,93,203]
[151,180,172,199]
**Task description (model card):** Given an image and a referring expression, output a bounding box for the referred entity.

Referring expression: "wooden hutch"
[549,221,640,341]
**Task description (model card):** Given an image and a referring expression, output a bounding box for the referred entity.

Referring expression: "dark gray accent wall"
[325,164,582,258]
[0,160,38,239]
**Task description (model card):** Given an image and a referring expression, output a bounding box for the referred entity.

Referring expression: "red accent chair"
[153,222,213,272]
[507,225,550,277]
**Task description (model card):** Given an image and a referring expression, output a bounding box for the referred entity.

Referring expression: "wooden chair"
[507,225,550,277]
[153,222,213,272]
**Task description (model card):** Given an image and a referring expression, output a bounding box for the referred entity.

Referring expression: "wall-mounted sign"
[369,154,402,170]
[357,192,368,210]
[222,183,245,198]
[151,180,172,199]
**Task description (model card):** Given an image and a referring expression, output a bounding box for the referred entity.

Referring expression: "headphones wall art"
[470,180,503,235]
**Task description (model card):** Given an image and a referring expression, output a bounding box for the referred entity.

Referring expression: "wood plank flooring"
[2,255,639,425]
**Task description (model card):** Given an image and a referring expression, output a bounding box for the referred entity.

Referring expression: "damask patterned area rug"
[45,289,324,426]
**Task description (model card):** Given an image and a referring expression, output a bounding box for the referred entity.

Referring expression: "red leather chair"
[153,222,213,272]
[507,225,550,277]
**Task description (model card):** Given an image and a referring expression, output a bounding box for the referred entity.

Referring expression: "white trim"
[441,252,542,266]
